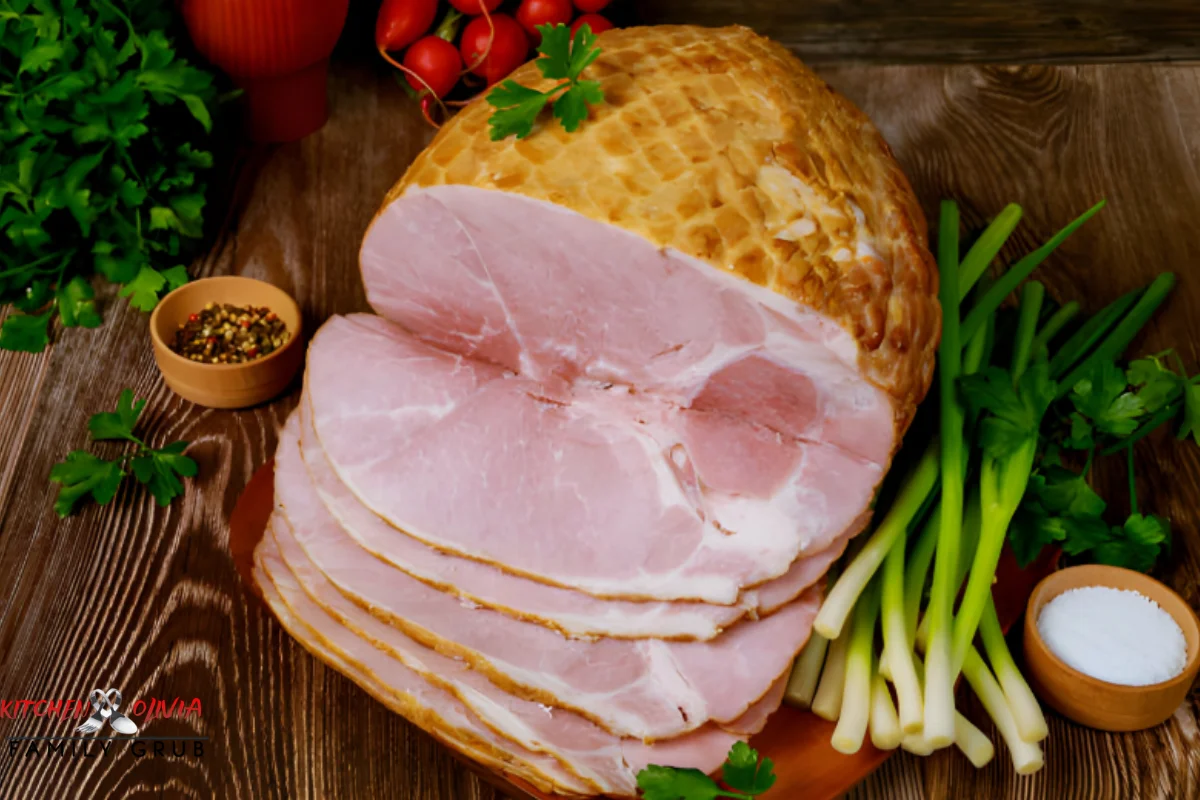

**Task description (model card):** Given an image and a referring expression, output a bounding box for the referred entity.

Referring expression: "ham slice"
[261,512,753,795]
[308,312,879,603]
[252,555,592,796]
[296,384,850,639]
[274,414,818,740]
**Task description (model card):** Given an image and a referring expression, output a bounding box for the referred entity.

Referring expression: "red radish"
[403,36,462,97]
[572,0,610,11]
[375,0,438,52]
[461,14,529,85]
[448,0,502,14]
[570,13,612,35]
[515,0,572,43]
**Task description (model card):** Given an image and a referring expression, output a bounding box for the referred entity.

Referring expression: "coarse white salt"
[1037,585,1188,686]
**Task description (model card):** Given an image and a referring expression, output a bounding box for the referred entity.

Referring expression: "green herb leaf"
[960,361,1056,459]
[635,766,722,800]
[553,79,603,133]
[1127,355,1182,413]
[486,24,604,140]
[1179,383,1200,445]
[56,276,101,328]
[88,388,145,441]
[0,311,53,352]
[49,451,126,517]
[636,741,776,800]
[721,742,776,795]
[1092,514,1169,573]
[118,266,167,311]
[1070,360,1145,436]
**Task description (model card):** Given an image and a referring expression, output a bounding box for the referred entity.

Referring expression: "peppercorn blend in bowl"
[150,276,304,409]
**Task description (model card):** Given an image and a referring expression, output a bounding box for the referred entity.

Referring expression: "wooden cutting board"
[230,460,1056,799]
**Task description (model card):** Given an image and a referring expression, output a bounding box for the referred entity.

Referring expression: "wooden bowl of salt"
[1023,564,1200,732]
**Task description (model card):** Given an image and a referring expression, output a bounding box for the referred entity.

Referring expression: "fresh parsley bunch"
[1,0,223,352]
[637,741,776,800]
[50,389,197,517]
[486,22,604,141]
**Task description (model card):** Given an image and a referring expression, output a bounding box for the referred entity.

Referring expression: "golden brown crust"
[389,24,939,430]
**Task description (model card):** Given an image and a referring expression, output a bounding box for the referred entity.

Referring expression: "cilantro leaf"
[1070,360,1145,436]
[721,742,776,795]
[56,276,101,328]
[88,388,145,441]
[118,266,167,311]
[636,766,722,800]
[0,311,53,352]
[49,451,126,517]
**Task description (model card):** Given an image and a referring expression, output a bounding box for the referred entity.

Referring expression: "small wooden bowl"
[1023,564,1200,732]
[150,276,303,409]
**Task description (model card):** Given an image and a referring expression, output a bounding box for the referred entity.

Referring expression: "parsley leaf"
[637,766,722,800]
[960,361,1056,459]
[635,741,776,800]
[1069,360,1145,436]
[87,388,145,441]
[486,24,605,141]
[1012,466,1109,568]
[1091,514,1170,573]
[49,390,197,517]
[0,310,52,352]
[1,3,219,351]
[49,451,127,517]
[721,742,776,795]
[56,276,101,328]
[118,267,168,312]
[1180,383,1200,445]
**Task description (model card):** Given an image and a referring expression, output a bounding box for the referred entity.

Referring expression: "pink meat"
[262,511,746,795]
[273,414,819,740]
[308,311,881,603]
[295,389,845,640]
[251,555,593,796]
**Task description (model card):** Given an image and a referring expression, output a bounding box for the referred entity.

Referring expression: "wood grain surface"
[635,1,1200,64]
[1,60,1199,799]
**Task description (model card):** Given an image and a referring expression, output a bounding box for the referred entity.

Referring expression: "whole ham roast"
[253,24,939,797]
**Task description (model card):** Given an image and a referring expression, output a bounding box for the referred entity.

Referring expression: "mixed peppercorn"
[171,303,290,364]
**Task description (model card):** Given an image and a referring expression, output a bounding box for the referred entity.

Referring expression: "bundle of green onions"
[785,199,1180,772]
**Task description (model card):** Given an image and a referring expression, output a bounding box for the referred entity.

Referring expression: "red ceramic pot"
[181,0,350,142]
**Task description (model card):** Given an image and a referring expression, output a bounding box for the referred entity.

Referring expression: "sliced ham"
[252,555,592,796]
[261,513,749,795]
[274,414,818,740]
[296,385,849,639]
[308,312,879,603]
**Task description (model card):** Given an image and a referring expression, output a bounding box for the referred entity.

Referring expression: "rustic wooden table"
[2,36,1200,800]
